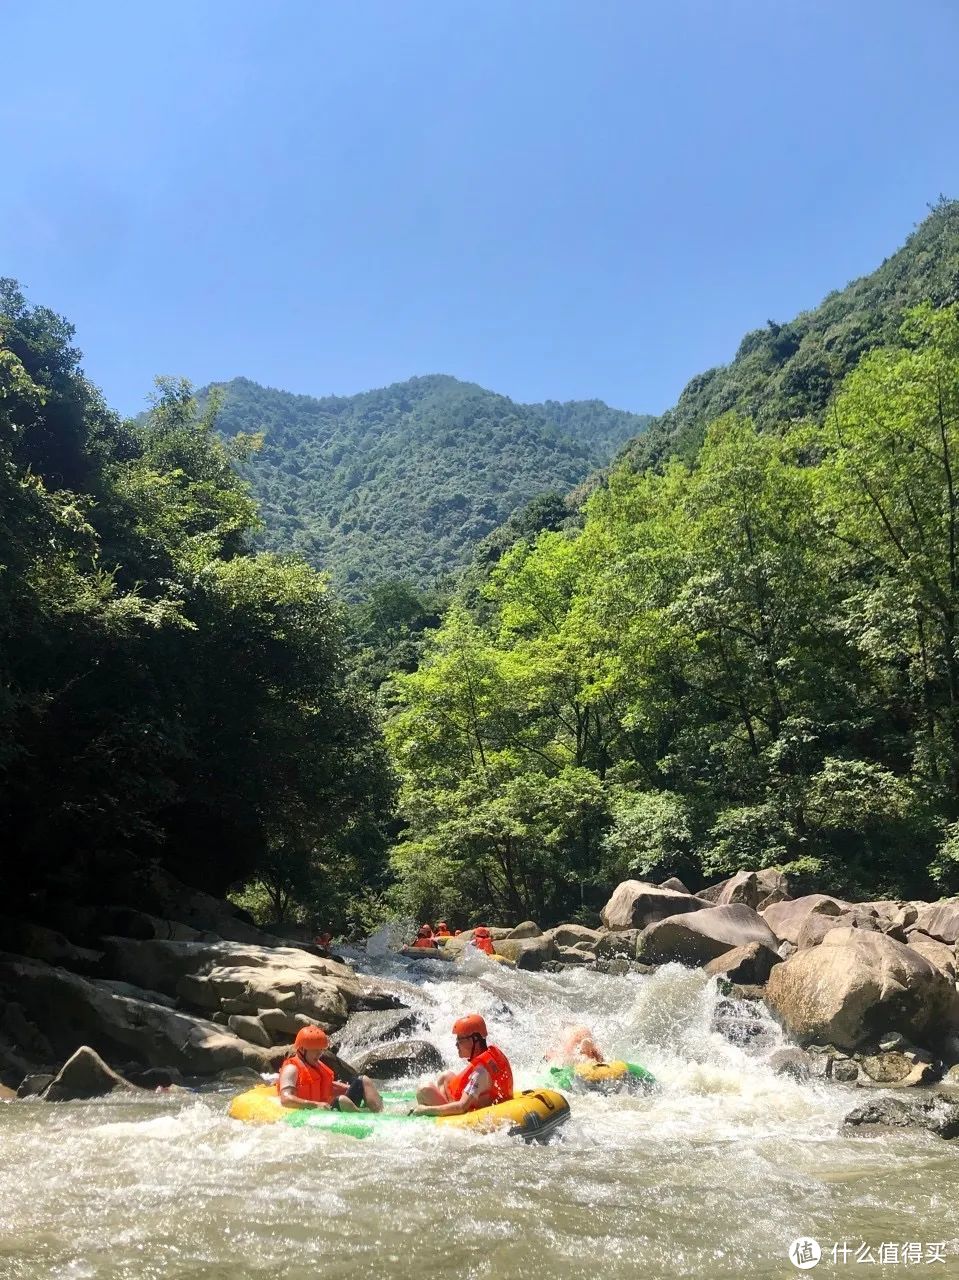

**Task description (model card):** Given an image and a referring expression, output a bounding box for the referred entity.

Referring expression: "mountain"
[207,373,651,595]
[620,198,959,471]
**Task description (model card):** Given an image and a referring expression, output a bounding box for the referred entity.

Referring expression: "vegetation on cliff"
[0,280,392,928]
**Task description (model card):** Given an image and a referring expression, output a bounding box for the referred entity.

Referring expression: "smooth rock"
[493,936,558,970]
[913,900,959,946]
[16,1073,55,1099]
[765,928,959,1052]
[0,919,103,975]
[507,921,542,939]
[704,941,781,985]
[335,1010,422,1056]
[43,1046,135,1101]
[227,1015,273,1048]
[0,954,275,1075]
[557,947,593,965]
[601,881,707,931]
[638,905,779,966]
[904,931,957,980]
[659,877,691,894]
[546,924,601,949]
[760,895,847,945]
[594,930,640,959]
[352,1039,443,1080]
[795,910,878,950]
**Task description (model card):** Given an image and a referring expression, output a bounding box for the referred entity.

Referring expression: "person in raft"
[410,924,437,949]
[433,921,452,938]
[546,1023,604,1067]
[411,1014,513,1116]
[277,1026,384,1112]
[471,926,495,955]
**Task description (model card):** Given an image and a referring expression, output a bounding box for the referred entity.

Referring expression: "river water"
[2,947,958,1279]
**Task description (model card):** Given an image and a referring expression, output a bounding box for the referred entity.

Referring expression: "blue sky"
[3,0,958,417]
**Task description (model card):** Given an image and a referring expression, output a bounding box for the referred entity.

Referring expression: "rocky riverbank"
[4,867,959,1138]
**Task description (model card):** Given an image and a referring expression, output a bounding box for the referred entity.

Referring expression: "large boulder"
[352,1039,443,1080]
[659,877,691,894]
[493,936,558,970]
[860,901,919,939]
[760,894,848,945]
[701,870,792,911]
[795,909,878,950]
[637,905,779,966]
[903,931,957,981]
[335,1009,423,1057]
[179,963,351,1028]
[704,942,781,985]
[0,919,103,976]
[42,1046,135,1101]
[0,954,276,1075]
[594,930,640,959]
[545,924,601,949]
[507,921,542,939]
[844,1095,959,1140]
[765,928,959,1052]
[601,881,707,931]
[913,900,959,946]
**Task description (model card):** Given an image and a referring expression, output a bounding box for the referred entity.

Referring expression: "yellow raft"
[229,1084,569,1142]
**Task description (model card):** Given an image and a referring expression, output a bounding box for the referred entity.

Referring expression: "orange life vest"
[411,936,437,949]
[277,1052,335,1104]
[473,935,494,954]
[434,926,451,937]
[447,1045,513,1110]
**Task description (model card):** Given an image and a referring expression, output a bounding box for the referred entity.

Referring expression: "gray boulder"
[226,1015,274,1048]
[844,1095,959,1139]
[594,929,640,959]
[765,928,959,1052]
[556,947,593,965]
[42,1045,135,1101]
[659,877,691,894]
[638,904,779,966]
[0,954,275,1075]
[601,880,707,931]
[352,1039,443,1080]
[795,909,878,950]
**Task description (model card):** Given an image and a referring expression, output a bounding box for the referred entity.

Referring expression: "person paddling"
[411,1014,513,1116]
[277,1026,384,1112]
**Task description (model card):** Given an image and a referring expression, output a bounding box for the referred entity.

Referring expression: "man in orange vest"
[433,921,452,938]
[471,926,495,955]
[277,1025,384,1112]
[410,1014,513,1116]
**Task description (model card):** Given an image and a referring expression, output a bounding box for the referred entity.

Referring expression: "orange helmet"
[452,1013,487,1039]
[417,924,432,937]
[474,926,491,938]
[294,1025,329,1052]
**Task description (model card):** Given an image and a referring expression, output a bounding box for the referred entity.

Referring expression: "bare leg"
[416,1071,456,1105]
[362,1075,383,1112]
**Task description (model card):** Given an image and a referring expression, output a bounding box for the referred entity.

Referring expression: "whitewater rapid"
[2,945,958,1279]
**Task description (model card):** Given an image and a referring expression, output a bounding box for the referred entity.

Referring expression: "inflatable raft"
[228,1084,570,1142]
[545,1060,656,1093]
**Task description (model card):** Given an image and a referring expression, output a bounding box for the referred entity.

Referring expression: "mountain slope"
[621,198,959,471]
[209,374,650,594]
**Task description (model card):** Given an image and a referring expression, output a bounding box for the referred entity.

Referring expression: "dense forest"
[388,302,959,922]
[209,374,650,596]
[0,279,392,930]
[6,202,959,935]
[620,198,959,473]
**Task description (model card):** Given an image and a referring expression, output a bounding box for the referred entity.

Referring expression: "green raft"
[544,1060,656,1093]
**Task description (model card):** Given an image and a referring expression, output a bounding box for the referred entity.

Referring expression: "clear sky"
[4,0,958,418]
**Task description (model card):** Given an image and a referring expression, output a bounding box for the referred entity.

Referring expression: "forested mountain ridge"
[620,198,959,472]
[206,373,651,595]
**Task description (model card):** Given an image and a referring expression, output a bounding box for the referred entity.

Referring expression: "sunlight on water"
[2,946,958,1279]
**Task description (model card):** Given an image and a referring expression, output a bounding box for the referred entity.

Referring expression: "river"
[2,948,958,1279]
